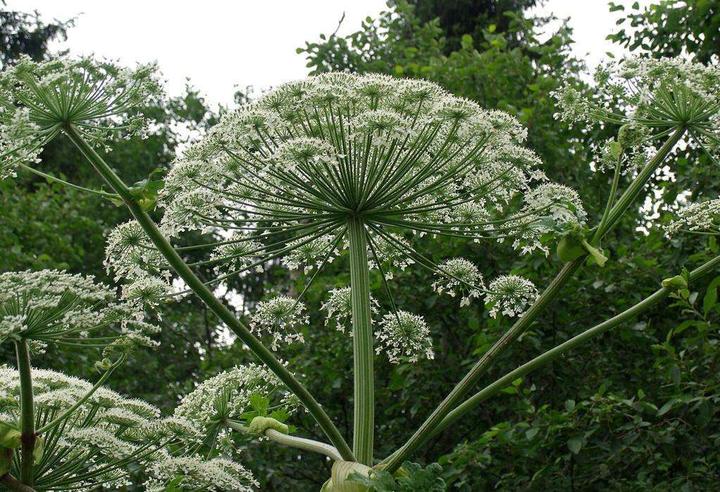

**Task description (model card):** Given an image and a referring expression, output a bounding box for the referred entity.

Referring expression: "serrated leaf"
[249,394,269,416]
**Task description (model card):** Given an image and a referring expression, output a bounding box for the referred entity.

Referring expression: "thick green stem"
[15,340,35,486]
[383,128,686,471]
[347,217,375,465]
[63,125,354,462]
[426,254,720,442]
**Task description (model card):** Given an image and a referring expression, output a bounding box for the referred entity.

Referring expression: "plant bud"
[247,416,289,436]
[662,275,688,289]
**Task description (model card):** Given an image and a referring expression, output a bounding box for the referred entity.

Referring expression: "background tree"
[609,0,719,64]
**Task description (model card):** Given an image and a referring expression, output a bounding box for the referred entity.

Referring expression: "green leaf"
[249,394,270,416]
[657,399,674,417]
[270,408,290,423]
[567,436,583,455]
[703,275,720,316]
[526,427,540,440]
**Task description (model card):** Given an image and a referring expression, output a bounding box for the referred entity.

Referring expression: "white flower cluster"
[375,311,434,364]
[555,57,720,125]
[105,220,170,284]
[554,57,720,169]
[432,258,484,307]
[0,270,159,353]
[0,107,40,179]
[367,233,416,279]
[174,364,295,438]
[154,72,584,287]
[0,56,161,177]
[146,456,257,492]
[209,234,265,274]
[248,296,308,350]
[666,199,720,236]
[282,234,341,273]
[0,367,179,489]
[485,275,539,318]
[321,287,379,333]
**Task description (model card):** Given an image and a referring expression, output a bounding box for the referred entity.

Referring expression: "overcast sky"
[7,0,650,107]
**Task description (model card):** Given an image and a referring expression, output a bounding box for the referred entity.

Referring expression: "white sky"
[7,0,651,107]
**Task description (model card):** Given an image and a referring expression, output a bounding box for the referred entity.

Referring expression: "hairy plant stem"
[383,127,686,471]
[411,254,720,448]
[63,124,355,462]
[347,217,375,465]
[15,340,35,486]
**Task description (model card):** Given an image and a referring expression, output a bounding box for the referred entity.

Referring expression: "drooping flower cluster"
[0,367,195,490]
[554,57,720,171]
[666,199,720,236]
[321,287,379,334]
[376,311,434,364]
[0,56,161,179]
[0,270,159,354]
[174,365,297,446]
[485,275,539,318]
[248,296,308,350]
[432,258,485,307]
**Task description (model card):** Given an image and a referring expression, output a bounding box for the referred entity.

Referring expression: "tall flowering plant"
[0,54,719,489]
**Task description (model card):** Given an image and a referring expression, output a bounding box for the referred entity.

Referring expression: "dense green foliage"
[1,1,719,490]
[609,0,719,64]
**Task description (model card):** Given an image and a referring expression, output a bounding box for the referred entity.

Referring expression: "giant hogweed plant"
[0,55,719,489]
[0,271,292,490]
